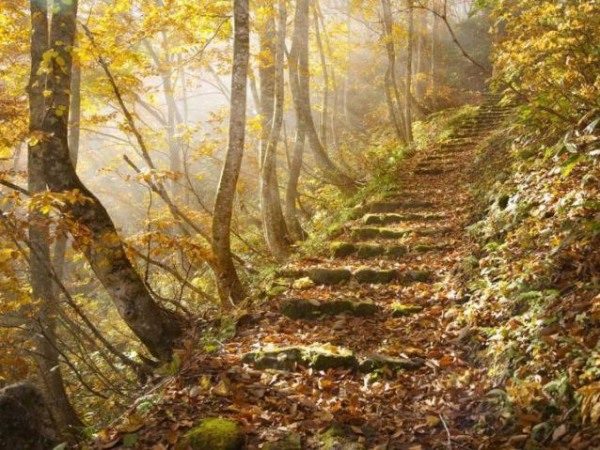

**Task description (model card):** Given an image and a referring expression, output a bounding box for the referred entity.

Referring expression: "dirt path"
[113,102,514,449]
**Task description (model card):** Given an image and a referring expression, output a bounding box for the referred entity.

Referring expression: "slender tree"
[39,0,181,361]
[211,0,250,305]
[405,0,415,142]
[284,127,307,242]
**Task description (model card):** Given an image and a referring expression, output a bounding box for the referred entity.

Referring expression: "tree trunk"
[284,126,306,242]
[260,0,291,259]
[430,0,439,107]
[27,0,82,437]
[288,0,356,192]
[405,0,414,143]
[40,0,181,362]
[313,0,329,147]
[381,0,407,143]
[211,0,250,306]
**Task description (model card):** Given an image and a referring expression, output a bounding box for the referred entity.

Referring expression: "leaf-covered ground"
[90,104,600,450]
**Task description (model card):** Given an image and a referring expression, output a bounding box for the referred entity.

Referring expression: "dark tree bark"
[211,0,250,306]
[27,0,82,437]
[288,0,356,192]
[260,0,291,259]
[39,0,181,361]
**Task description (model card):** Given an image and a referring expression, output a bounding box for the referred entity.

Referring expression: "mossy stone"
[182,418,243,450]
[363,214,384,225]
[291,277,315,290]
[356,244,386,258]
[350,227,381,240]
[242,347,303,371]
[277,268,306,279]
[354,268,397,284]
[391,303,424,317]
[378,228,410,239]
[307,268,352,285]
[263,433,302,450]
[367,201,403,213]
[330,242,357,258]
[413,244,441,253]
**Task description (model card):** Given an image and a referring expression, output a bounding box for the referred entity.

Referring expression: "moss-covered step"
[391,302,424,317]
[243,345,425,374]
[179,418,244,450]
[242,344,358,371]
[307,267,352,285]
[330,242,408,259]
[398,269,435,284]
[412,243,450,253]
[362,212,444,225]
[353,267,397,284]
[366,199,434,213]
[414,167,449,176]
[358,354,426,372]
[350,227,412,241]
[280,298,378,319]
[414,226,453,237]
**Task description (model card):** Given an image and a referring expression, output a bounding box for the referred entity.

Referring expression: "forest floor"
[93,104,600,450]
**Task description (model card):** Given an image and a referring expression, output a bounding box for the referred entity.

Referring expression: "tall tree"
[27,0,82,435]
[405,0,415,143]
[260,0,291,259]
[284,127,306,242]
[288,0,356,192]
[38,0,181,361]
[211,0,250,305]
[381,0,407,143]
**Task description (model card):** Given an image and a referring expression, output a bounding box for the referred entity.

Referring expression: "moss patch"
[280,298,378,320]
[330,242,357,258]
[356,244,386,258]
[181,418,243,450]
[319,426,364,450]
[351,227,410,241]
[399,270,434,284]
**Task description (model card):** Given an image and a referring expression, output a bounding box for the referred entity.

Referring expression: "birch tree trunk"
[39,0,182,362]
[211,0,250,306]
[27,0,82,436]
[284,126,306,242]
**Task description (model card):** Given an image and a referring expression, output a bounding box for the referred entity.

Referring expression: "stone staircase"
[232,99,513,448]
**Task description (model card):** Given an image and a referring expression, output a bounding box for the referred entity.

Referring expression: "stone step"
[362,212,444,225]
[330,242,408,259]
[391,303,424,317]
[413,243,450,252]
[414,226,453,236]
[280,298,378,320]
[281,266,435,286]
[414,166,457,176]
[350,226,411,241]
[243,344,425,373]
[366,199,434,213]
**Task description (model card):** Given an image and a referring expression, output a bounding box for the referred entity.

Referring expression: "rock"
[330,242,357,258]
[399,270,434,284]
[0,382,57,450]
[359,354,425,373]
[530,422,552,444]
[413,243,446,253]
[277,268,306,279]
[353,267,397,284]
[292,277,315,290]
[415,227,452,236]
[307,268,352,285]
[319,426,365,450]
[391,303,424,317]
[243,344,358,372]
[263,433,302,450]
[363,213,404,225]
[379,228,411,239]
[181,418,244,450]
[280,298,378,320]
